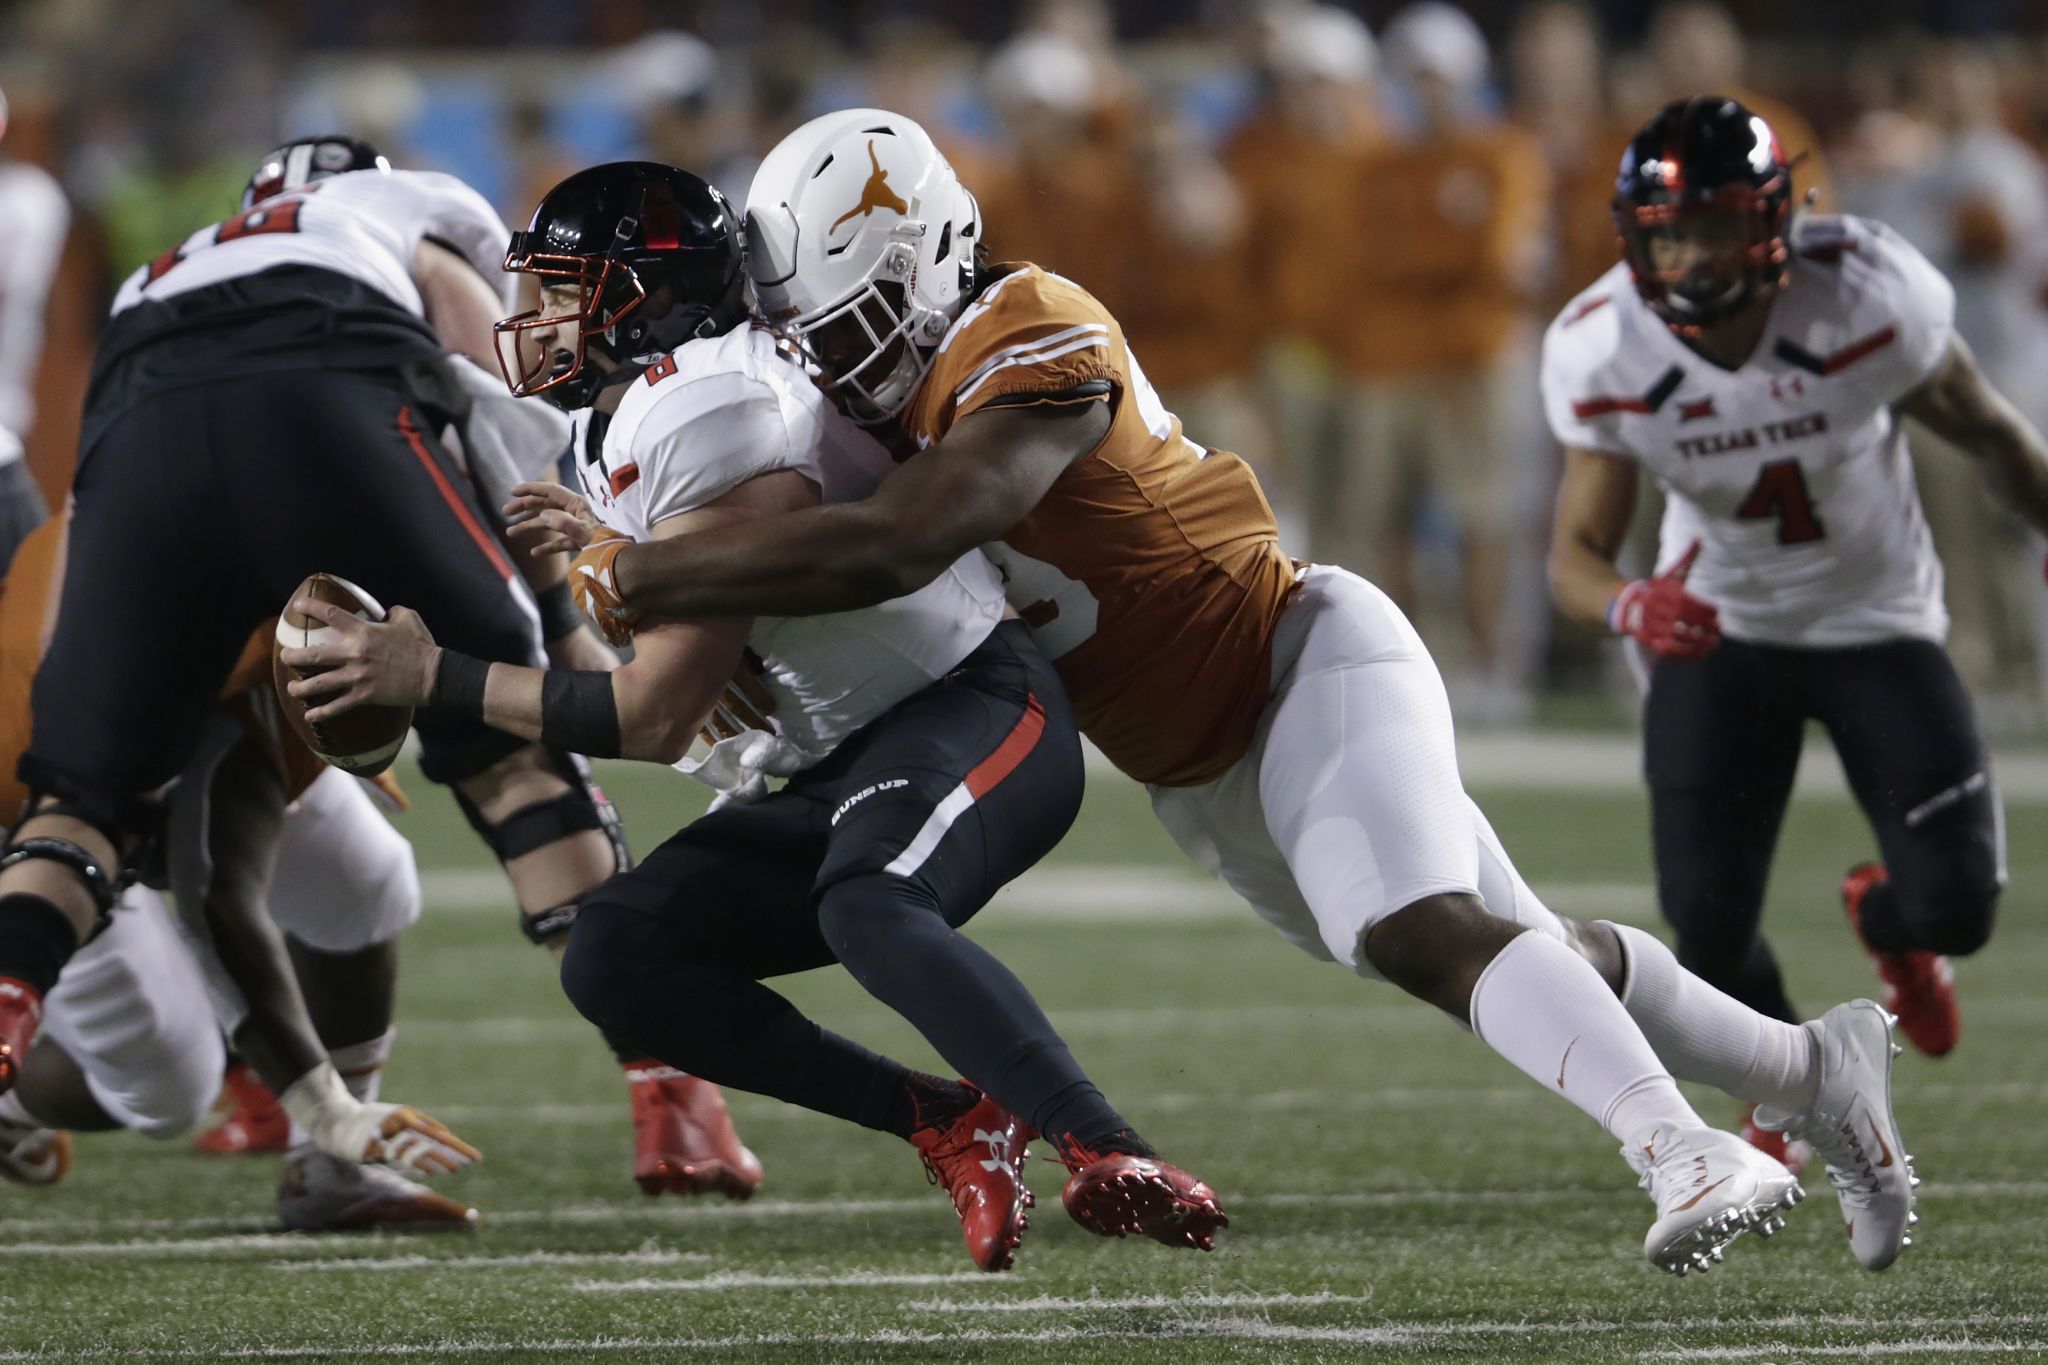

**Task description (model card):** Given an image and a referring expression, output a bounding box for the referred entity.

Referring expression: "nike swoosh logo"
[1558,1037,1579,1088]
[1868,1118,1895,1169]
[1676,1175,1731,1211]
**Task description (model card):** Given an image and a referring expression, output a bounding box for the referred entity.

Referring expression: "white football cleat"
[0,1116,69,1187]
[1754,999,1916,1271]
[278,1147,478,1232]
[1625,1122,1803,1275]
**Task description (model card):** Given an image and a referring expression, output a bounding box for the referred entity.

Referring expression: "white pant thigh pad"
[40,888,225,1138]
[267,768,422,952]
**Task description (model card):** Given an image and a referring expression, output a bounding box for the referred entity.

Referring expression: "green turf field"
[4,749,2045,1363]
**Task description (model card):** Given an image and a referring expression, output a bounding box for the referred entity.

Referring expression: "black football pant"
[25,366,541,806]
[1645,636,2003,1023]
[560,623,1132,1148]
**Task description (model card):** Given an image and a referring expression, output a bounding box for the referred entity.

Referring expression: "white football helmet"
[744,108,980,423]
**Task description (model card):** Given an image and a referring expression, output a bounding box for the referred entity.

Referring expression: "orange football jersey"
[0,519,331,823]
[902,264,1300,787]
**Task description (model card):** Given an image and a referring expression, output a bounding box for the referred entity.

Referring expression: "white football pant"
[1150,565,1569,974]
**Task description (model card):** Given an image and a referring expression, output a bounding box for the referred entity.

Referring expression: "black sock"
[1855,880,1912,954]
[817,874,1134,1149]
[0,894,81,997]
[1055,1126,1158,1166]
[893,1071,977,1137]
[559,907,942,1138]
[600,1026,647,1068]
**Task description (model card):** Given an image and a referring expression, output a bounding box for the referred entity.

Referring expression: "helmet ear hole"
[933,220,952,264]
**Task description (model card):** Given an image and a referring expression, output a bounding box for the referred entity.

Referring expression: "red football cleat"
[193,1061,290,1156]
[0,977,43,1096]
[1843,862,1959,1057]
[909,1089,1032,1272]
[627,1062,762,1200]
[1739,1102,1807,1176]
[1056,1137,1228,1252]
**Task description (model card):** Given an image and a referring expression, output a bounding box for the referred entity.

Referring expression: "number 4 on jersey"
[1737,458,1826,544]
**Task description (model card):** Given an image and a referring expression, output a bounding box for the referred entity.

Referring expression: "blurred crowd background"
[6,0,2048,730]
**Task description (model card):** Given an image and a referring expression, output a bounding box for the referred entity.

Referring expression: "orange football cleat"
[627,1062,762,1199]
[0,977,43,1096]
[278,1149,477,1232]
[910,1089,1032,1272]
[1843,863,1959,1056]
[1056,1135,1228,1252]
[1740,1102,1808,1176]
[193,1061,290,1156]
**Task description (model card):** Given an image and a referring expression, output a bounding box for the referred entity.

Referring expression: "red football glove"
[1608,540,1721,659]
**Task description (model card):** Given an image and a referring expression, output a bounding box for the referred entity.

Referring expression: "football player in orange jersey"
[513,111,1915,1276]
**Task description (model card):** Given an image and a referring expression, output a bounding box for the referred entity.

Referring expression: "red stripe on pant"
[397,405,515,582]
[966,693,1047,799]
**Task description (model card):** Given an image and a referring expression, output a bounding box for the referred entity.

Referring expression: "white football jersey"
[109,168,512,321]
[574,325,1007,778]
[1541,214,1955,647]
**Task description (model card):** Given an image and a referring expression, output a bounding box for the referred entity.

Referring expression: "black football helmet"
[495,161,746,408]
[243,135,389,210]
[1613,97,1792,332]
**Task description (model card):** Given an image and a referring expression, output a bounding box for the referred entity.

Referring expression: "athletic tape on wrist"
[430,650,490,714]
[536,580,586,643]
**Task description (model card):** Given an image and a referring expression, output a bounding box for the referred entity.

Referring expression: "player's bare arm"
[522,399,1111,628]
[1548,445,1719,659]
[1547,446,1641,632]
[196,730,477,1174]
[280,474,832,763]
[1897,332,2048,536]
[412,238,505,375]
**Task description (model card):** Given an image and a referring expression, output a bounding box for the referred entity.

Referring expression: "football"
[271,572,412,777]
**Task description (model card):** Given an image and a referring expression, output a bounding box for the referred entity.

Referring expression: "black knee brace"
[453,749,632,947]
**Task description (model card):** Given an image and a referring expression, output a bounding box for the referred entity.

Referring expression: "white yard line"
[905,1290,1376,1313]
[270,1248,711,1273]
[417,864,1660,925]
[428,1077,2048,1126]
[3,1178,2039,1245]
[570,1270,991,1293]
[1644,1343,2047,1361]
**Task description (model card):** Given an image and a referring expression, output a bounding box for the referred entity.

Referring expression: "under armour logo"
[1770,374,1806,402]
[975,1127,1017,1176]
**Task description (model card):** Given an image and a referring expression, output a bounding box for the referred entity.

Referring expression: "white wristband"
[279,1062,367,1161]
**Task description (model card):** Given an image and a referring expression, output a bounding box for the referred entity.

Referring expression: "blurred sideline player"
[0,518,475,1228]
[0,84,68,573]
[1547,101,2042,1122]
[539,108,1915,1275]
[0,137,757,1202]
[287,163,1225,1269]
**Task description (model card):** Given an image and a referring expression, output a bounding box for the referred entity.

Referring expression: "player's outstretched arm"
[589,400,1111,624]
[1898,332,2048,538]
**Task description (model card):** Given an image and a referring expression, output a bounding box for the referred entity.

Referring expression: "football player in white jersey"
[1547,97,2048,1145]
[0,137,755,1205]
[503,111,1919,1276]
[285,163,1225,1271]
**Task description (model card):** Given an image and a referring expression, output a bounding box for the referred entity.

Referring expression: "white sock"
[330,1028,395,1105]
[1606,922,1820,1114]
[286,1029,396,1150]
[1469,930,1704,1147]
